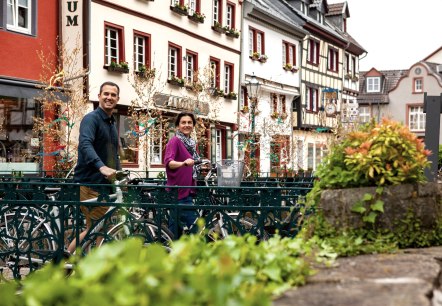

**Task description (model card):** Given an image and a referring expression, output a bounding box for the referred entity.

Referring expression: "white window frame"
[307,39,319,65]
[168,47,179,79]
[306,86,318,112]
[105,27,119,65]
[307,142,324,171]
[409,106,425,131]
[215,129,222,162]
[186,54,195,83]
[367,77,380,92]
[226,4,233,28]
[150,122,164,165]
[7,0,32,34]
[188,0,196,15]
[134,35,146,71]
[358,106,370,123]
[224,65,231,94]
[213,0,220,26]
[414,78,423,92]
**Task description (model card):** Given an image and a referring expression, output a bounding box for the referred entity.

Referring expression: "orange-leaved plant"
[316,118,431,189]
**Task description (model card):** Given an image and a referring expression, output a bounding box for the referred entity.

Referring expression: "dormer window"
[366,77,380,93]
[317,12,324,24]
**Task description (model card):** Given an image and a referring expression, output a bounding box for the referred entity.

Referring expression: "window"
[345,53,350,73]
[300,2,307,14]
[358,106,370,123]
[188,0,201,16]
[282,41,296,67]
[270,136,290,173]
[6,0,33,34]
[248,27,265,56]
[116,113,138,165]
[351,56,356,75]
[240,86,248,109]
[0,97,41,166]
[414,78,423,93]
[168,43,182,79]
[215,129,222,162]
[210,57,221,89]
[105,23,125,66]
[409,106,425,131]
[226,2,235,29]
[133,31,151,71]
[213,0,222,26]
[307,142,324,171]
[306,86,318,112]
[317,12,324,24]
[307,39,320,65]
[271,94,287,113]
[185,51,198,83]
[366,77,380,92]
[327,48,339,72]
[224,63,234,94]
[150,121,164,165]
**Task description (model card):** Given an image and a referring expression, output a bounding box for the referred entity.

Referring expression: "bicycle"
[170,159,269,241]
[0,170,173,279]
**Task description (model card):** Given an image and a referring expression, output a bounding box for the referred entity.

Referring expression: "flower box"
[167,77,185,87]
[107,66,129,73]
[188,12,205,23]
[224,92,237,100]
[170,5,188,16]
[240,105,249,113]
[212,24,225,34]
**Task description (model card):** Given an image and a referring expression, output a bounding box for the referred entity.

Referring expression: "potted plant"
[259,54,268,63]
[224,27,240,38]
[250,52,260,60]
[212,21,224,33]
[107,60,129,73]
[136,65,156,79]
[170,3,188,16]
[351,75,359,82]
[283,63,298,72]
[280,112,288,120]
[344,73,352,80]
[212,88,224,97]
[188,11,205,23]
[224,91,237,100]
[167,75,185,87]
[240,105,249,113]
[271,111,279,119]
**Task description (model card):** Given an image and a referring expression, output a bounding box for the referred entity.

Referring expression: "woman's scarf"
[176,130,200,179]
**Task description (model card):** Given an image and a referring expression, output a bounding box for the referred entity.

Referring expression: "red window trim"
[104,22,126,65]
[133,30,151,69]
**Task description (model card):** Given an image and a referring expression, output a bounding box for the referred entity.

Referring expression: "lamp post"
[245,73,261,174]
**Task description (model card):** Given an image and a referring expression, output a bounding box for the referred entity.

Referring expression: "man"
[67,81,121,253]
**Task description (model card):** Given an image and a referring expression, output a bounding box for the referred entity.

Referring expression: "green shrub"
[315,118,430,189]
[0,235,327,306]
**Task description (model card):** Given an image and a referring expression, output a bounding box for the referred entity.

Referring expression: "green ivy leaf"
[351,201,366,214]
[363,211,378,223]
[370,200,384,212]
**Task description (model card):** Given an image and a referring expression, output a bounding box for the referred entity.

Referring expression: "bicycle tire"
[100,218,174,250]
[0,212,57,278]
[206,212,269,241]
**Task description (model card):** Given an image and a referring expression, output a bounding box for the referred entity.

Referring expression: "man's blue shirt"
[74,107,120,185]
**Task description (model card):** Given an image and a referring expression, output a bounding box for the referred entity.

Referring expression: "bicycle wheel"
[206,212,269,241]
[101,218,174,251]
[0,212,57,279]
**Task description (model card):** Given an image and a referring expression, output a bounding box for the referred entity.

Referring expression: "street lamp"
[245,73,261,174]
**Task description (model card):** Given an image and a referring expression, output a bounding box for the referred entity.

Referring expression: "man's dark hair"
[99,81,120,95]
[175,112,196,126]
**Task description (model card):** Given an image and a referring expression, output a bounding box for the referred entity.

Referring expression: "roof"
[326,3,345,16]
[358,70,408,104]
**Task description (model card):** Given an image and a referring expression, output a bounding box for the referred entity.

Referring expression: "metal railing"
[0,175,315,279]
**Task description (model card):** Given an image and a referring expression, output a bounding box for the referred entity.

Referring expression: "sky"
[333,0,442,71]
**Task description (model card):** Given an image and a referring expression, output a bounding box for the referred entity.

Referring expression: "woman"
[164,112,200,234]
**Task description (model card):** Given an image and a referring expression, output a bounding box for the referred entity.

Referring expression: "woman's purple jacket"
[164,136,196,200]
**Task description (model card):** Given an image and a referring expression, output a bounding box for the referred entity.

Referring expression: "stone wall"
[318,183,442,231]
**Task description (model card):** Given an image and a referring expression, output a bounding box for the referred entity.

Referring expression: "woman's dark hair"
[175,112,196,126]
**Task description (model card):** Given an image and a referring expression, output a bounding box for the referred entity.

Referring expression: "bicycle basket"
[216,159,245,187]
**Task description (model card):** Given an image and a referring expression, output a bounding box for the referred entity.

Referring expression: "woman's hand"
[183,158,194,167]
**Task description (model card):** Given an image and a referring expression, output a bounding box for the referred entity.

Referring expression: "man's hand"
[99,166,116,180]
